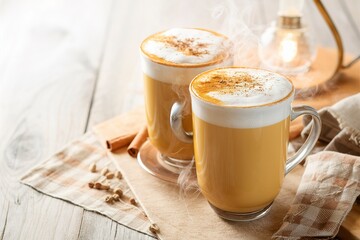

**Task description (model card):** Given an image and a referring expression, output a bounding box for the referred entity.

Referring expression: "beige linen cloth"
[302,93,360,155]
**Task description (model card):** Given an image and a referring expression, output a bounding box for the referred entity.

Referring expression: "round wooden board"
[289,47,360,139]
[290,47,360,102]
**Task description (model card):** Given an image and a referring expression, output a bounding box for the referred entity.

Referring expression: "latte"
[140,28,231,160]
[190,68,294,213]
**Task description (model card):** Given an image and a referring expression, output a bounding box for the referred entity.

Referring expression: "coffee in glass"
[171,67,321,220]
[139,28,232,178]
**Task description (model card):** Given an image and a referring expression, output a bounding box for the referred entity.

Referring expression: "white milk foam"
[142,28,226,65]
[140,28,231,85]
[190,68,294,128]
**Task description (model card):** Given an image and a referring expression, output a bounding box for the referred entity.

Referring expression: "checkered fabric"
[302,93,360,156]
[21,132,154,237]
[273,151,360,239]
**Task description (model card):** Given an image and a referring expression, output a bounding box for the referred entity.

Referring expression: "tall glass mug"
[171,67,321,221]
[139,28,232,175]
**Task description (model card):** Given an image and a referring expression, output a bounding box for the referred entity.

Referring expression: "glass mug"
[139,28,231,172]
[171,67,321,221]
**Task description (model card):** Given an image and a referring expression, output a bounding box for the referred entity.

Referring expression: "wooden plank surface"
[0,0,359,239]
[0,0,113,239]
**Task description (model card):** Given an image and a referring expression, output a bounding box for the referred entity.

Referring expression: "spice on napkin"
[20,133,154,237]
[273,151,360,239]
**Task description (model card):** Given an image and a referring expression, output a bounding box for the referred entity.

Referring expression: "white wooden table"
[0,0,359,239]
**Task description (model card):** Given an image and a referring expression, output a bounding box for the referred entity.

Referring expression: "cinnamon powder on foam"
[153,35,210,57]
[192,72,266,105]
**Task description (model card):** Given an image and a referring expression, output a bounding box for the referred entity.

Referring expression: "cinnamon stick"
[106,133,137,152]
[127,125,148,158]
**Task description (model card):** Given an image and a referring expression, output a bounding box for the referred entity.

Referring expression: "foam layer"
[140,28,232,85]
[141,28,228,66]
[191,68,293,107]
[190,68,294,128]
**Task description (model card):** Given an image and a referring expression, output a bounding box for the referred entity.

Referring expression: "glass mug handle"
[170,102,322,174]
[286,105,321,174]
[170,102,193,143]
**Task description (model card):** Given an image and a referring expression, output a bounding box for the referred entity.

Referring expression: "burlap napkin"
[302,93,360,155]
[274,93,360,239]
[20,133,154,238]
[273,151,360,239]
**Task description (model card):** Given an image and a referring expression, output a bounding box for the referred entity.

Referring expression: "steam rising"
[177,159,201,197]
[174,1,264,194]
[168,1,325,195]
[211,1,261,67]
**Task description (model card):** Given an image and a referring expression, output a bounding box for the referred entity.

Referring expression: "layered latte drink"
[140,28,231,162]
[189,67,321,221]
